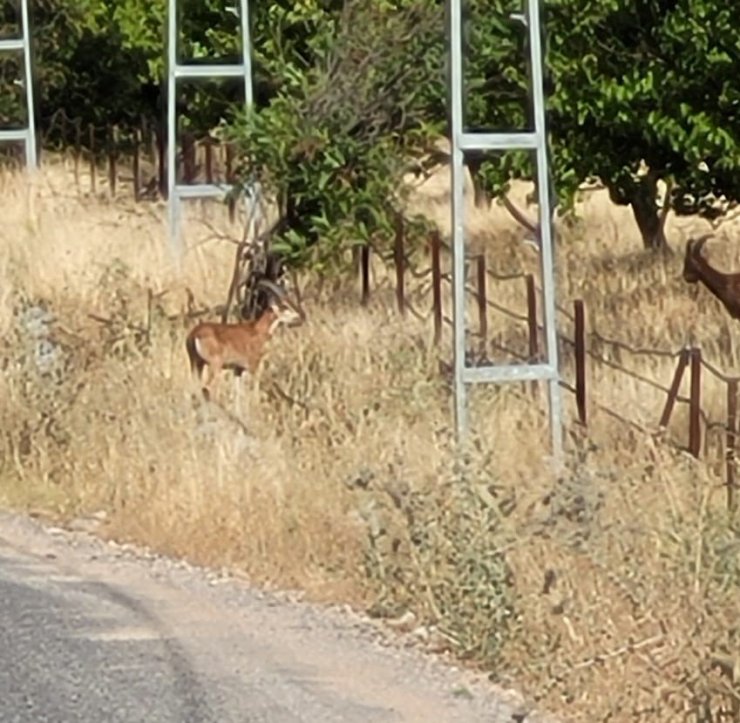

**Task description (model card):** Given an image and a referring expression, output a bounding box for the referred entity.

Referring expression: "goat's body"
[186,280,304,403]
[683,237,740,319]
[188,318,272,373]
[186,313,276,400]
[185,293,303,403]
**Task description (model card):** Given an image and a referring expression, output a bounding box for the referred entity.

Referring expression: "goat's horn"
[256,278,306,319]
[256,279,287,299]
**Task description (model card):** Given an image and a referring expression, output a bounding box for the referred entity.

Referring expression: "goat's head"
[256,279,306,330]
[683,234,714,284]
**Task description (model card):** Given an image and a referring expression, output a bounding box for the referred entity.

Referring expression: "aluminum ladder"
[447,0,563,460]
[166,0,253,260]
[0,0,37,168]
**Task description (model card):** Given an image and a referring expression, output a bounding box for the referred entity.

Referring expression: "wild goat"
[186,280,304,401]
[683,235,740,320]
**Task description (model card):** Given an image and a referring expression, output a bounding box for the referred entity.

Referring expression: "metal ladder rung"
[457,131,539,151]
[0,39,24,51]
[174,63,248,80]
[174,183,235,199]
[463,364,558,385]
[0,129,30,142]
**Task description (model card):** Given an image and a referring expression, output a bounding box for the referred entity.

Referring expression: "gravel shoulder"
[0,509,558,722]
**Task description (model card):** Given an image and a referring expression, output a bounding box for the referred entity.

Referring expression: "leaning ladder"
[448,0,563,459]
[0,0,37,168]
[166,0,253,260]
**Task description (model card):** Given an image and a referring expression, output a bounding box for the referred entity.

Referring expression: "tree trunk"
[629,173,670,252]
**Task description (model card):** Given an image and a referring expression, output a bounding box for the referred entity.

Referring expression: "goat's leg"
[202,362,222,403]
[192,360,208,399]
[233,368,247,418]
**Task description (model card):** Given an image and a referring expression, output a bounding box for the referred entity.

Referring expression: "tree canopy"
[226,1,445,269]
[546,0,740,248]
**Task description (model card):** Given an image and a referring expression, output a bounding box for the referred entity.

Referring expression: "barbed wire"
[592,398,653,435]
[587,331,684,360]
[700,355,740,384]
[397,240,691,370]
[390,237,740,470]
[580,349,679,397]
[400,233,701,369]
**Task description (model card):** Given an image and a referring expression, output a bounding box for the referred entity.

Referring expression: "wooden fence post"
[88,124,96,194]
[132,128,141,202]
[727,379,738,515]
[73,120,81,189]
[60,112,68,168]
[476,253,487,353]
[689,347,702,458]
[574,299,587,426]
[360,244,370,306]
[394,215,405,316]
[182,132,196,184]
[107,124,118,197]
[431,231,442,345]
[147,119,157,166]
[225,142,235,183]
[659,348,690,428]
[204,137,214,184]
[526,275,538,361]
[156,126,167,198]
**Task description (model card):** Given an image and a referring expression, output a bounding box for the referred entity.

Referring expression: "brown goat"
[683,235,740,319]
[186,280,304,401]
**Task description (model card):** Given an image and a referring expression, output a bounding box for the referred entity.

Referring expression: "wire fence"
[362,224,739,515]
[5,116,738,514]
[4,111,240,201]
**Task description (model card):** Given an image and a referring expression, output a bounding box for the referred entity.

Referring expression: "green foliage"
[226,1,444,270]
[447,0,740,247]
[0,54,23,126]
[0,0,157,136]
[546,2,740,223]
[3,0,250,137]
[352,452,516,664]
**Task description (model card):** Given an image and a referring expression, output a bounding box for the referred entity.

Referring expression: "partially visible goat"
[186,280,304,402]
[683,235,740,319]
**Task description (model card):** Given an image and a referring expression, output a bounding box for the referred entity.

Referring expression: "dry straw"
[1,158,739,722]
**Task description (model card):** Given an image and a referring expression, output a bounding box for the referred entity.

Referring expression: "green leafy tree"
[8,1,157,134]
[550,0,740,250]
[226,0,445,271]
[468,0,740,250]
[230,0,740,265]
[3,0,254,141]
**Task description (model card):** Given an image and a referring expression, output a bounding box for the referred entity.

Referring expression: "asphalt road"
[0,511,552,723]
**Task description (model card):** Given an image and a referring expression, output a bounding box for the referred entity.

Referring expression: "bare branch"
[500,193,540,236]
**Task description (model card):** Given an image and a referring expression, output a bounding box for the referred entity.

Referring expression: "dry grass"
[2,158,740,722]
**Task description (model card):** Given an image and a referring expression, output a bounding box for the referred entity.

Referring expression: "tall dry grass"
[1,158,740,722]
